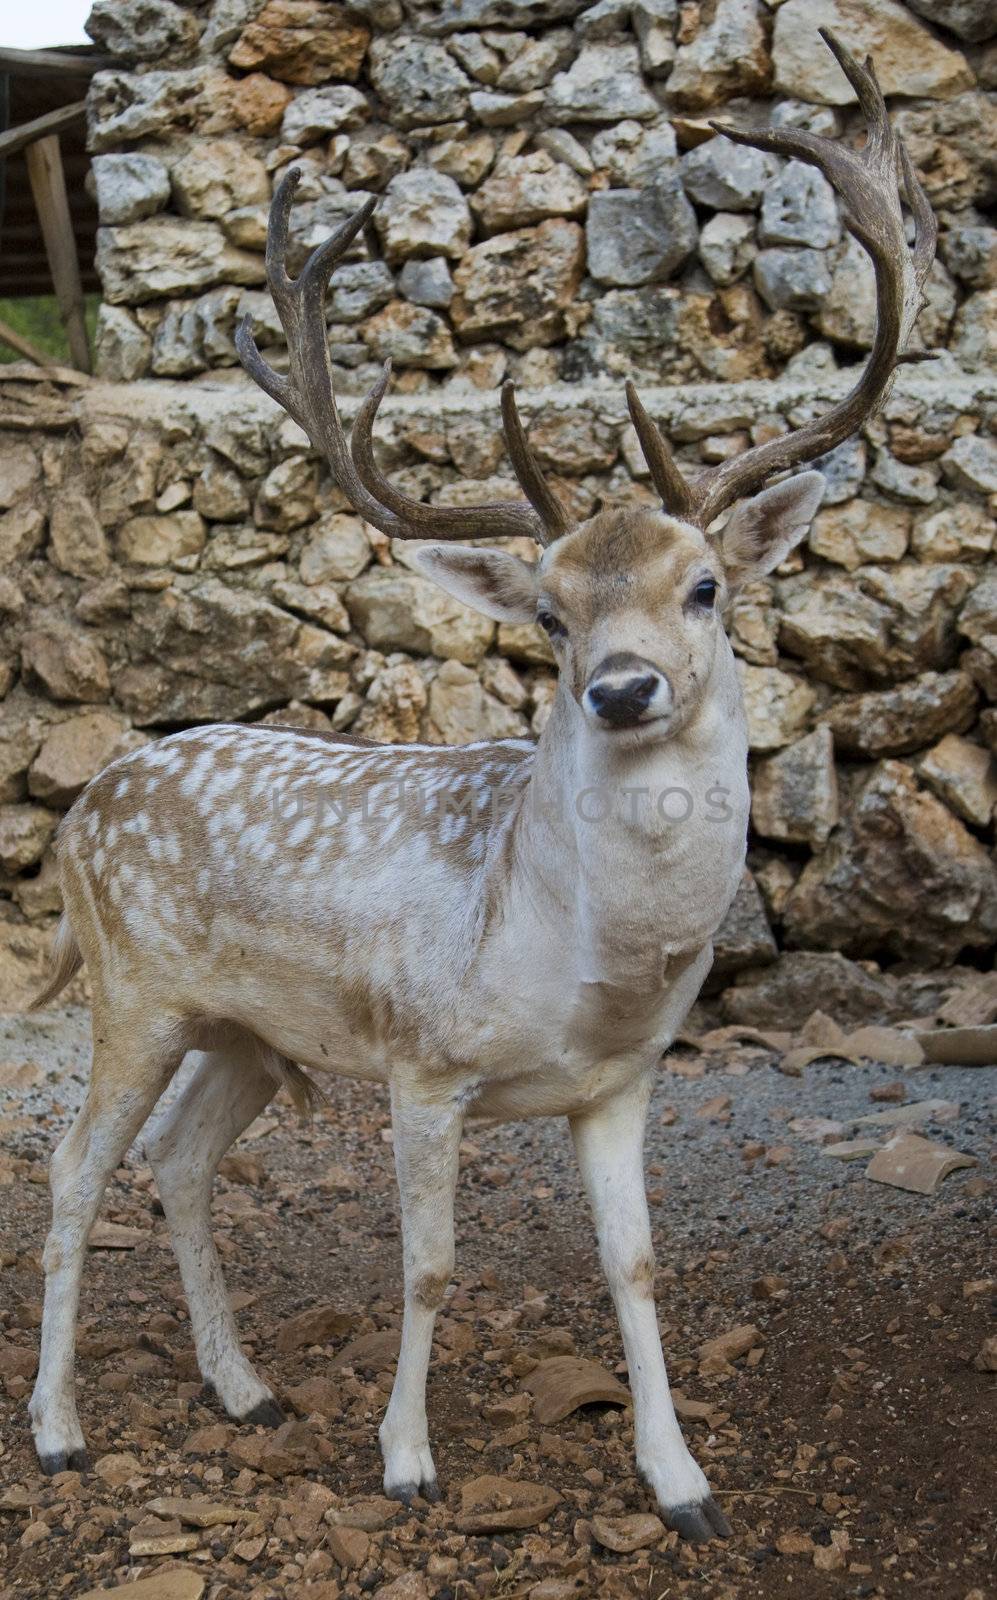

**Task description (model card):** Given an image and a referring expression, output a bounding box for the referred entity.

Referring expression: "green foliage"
[0,295,101,366]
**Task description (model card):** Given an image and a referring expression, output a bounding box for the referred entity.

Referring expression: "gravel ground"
[0,1004,994,1600]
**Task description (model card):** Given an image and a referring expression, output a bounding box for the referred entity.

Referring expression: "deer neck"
[511,637,749,987]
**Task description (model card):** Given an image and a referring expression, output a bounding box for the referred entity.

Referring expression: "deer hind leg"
[30,1010,184,1474]
[379,1085,463,1504]
[570,1075,732,1544]
[144,1037,284,1426]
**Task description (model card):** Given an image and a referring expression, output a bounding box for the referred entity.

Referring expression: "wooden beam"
[0,314,57,368]
[25,134,91,374]
[0,46,112,78]
[0,101,86,162]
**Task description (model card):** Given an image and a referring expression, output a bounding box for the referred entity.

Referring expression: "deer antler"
[236,168,567,545]
[628,29,937,530]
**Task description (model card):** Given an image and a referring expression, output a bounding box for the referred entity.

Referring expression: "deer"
[28,33,934,1543]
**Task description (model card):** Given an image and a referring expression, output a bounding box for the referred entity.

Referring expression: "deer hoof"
[241,1398,286,1428]
[38,1447,89,1476]
[665,1496,732,1543]
[385,1477,440,1507]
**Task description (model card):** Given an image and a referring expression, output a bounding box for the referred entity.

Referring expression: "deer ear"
[718,472,824,586]
[412,544,539,623]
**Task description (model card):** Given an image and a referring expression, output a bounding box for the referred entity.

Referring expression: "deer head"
[237,31,935,742]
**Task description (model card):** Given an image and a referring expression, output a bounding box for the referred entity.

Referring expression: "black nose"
[587,674,658,728]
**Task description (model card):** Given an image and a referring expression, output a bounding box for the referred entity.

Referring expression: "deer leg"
[30,1016,182,1474]
[570,1076,732,1543]
[379,1086,463,1504]
[145,1043,283,1426]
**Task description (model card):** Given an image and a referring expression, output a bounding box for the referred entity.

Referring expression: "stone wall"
[0,0,995,1011]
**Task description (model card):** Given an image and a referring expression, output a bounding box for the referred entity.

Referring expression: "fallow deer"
[29,34,934,1542]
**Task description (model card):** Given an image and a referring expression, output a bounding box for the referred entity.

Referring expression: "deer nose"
[584,660,670,729]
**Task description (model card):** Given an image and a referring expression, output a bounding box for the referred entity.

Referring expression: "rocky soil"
[0,995,994,1600]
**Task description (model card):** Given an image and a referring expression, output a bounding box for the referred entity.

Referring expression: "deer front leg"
[380,1085,463,1504]
[570,1076,732,1543]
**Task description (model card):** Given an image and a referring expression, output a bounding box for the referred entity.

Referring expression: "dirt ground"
[0,1003,994,1600]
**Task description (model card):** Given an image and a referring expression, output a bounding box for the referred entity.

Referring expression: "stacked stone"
[0,0,993,1009]
[84,0,995,390]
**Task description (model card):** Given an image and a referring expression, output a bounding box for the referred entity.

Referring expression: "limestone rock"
[231,72,294,136]
[429,659,485,743]
[824,671,978,757]
[375,169,471,263]
[470,88,543,126]
[49,489,111,579]
[722,950,901,1027]
[451,219,584,347]
[118,577,353,722]
[591,1512,666,1553]
[255,455,319,532]
[773,0,975,105]
[893,93,997,212]
[97,218,265,304]
[88,67,237,153]
[118,511,207,567]
[783,760,997,962]
[949,288,997,372]
[171,139,269,221]
[457,1475,561,1534]
[779,565,973,689]
[228,0,370,84]
[680,138,778,212]
[0,804,60,873]
[416,0,585,24]
[699,212,756,286]
[710,869,778,983]
[398,257,453,309]
[346,569,494,663]
[368,34,471,127]
[280,85,368,144]
[75,1571,205,1600]
[906,0,996,43]
[471,152,587,234]
[85,0,200,62]
[548,43,659,122]
[300,514,372,583]
[91,153,171,225]
[737,662,815,751]
[941,433,997,497]
[808,499,910,570]
[754,247,833,313]
[496,27,575,91]
[0,441,40,509]
[759,161,840,251]
[957,572,997,645]
[941,222,997,289]
[28,713,143,808]
[352,661,427,742]
[918,734,996,827]
[361,301,457,368]
[751,726,839,847]
[0,716,44,804]
[0,504,45,566]
[530,412,618,473]
[586,178,697,287]
[21,625,110,704]
[667,0,770,110]
[94,304,152,380]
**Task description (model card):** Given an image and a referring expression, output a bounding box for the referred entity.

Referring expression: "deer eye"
[537,609,563,636]
[691,578,717,608]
